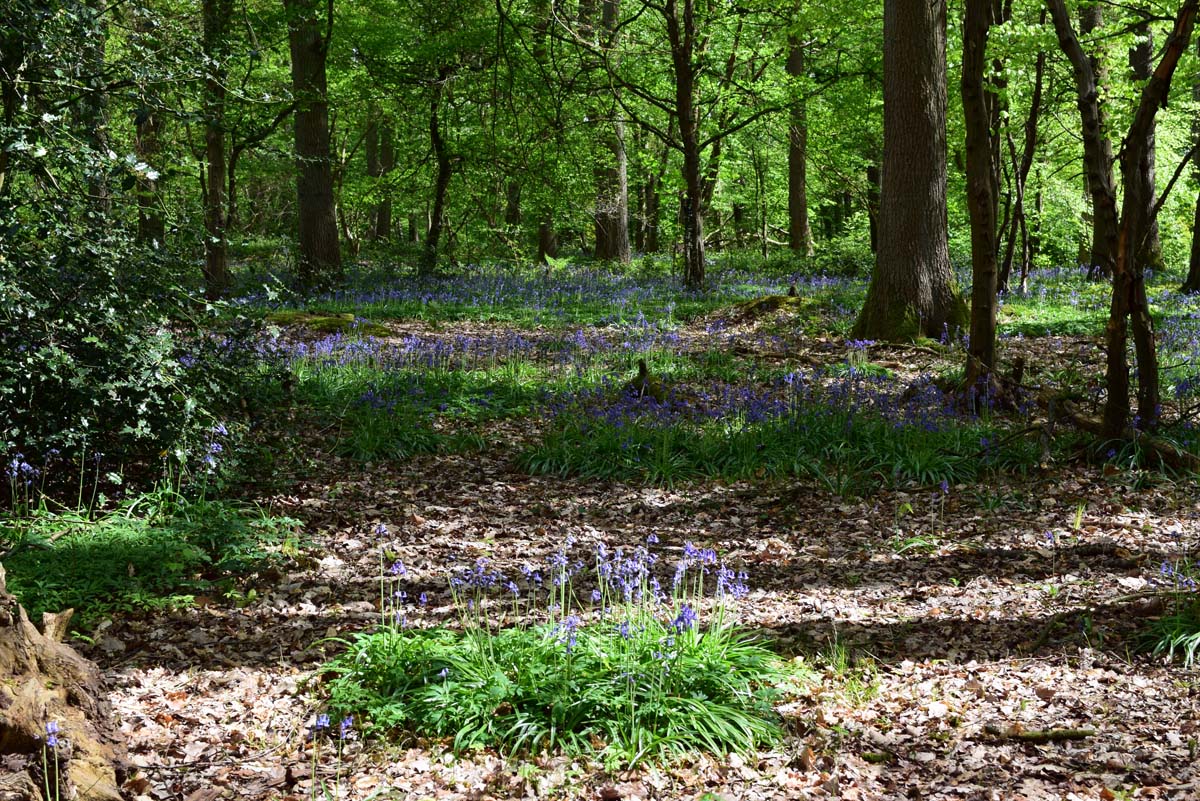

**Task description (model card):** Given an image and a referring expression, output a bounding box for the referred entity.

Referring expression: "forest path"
[86,322,1200,801]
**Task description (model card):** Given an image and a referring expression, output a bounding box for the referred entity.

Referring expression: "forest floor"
[82,312,1200,801]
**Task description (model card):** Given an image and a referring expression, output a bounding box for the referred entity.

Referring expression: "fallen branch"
[983,724,1095,742]
[1039,392,1200,472]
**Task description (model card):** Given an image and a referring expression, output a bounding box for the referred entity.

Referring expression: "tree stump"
[0,563,124,801]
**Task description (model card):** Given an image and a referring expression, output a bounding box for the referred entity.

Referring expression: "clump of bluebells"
[323,534,801,765]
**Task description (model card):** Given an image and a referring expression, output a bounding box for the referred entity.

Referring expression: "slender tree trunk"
[376,118,394,239]
[81,0,110,218]
[423,69,453,274]
[285,0,342,292]
[854,0,964,340]
[202,0,233,299]
[666,0,705,288]
[1129,22,1163,270]
[505,180,521,227]
[962,0,999,391]
[1185,44,1200,293]
[132,9,165,247]
[1114,6,1196,434]
[1075,5,1117,279]
[787,33,814,255]
[999,15,1045,292]
[1063,1,1197,436]
[365,107,381,239]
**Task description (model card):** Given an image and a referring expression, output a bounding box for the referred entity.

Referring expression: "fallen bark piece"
[0,563,125,801]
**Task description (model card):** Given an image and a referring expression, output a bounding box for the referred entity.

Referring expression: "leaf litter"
[79,320,1200,801]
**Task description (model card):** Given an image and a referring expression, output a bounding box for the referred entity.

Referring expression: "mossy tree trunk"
[854,0,965,342]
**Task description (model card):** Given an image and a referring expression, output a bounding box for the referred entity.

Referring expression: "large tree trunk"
[787,33,814,256]
[962,0,999,390]
[666,0,705,288]
[853,0,964,341]
[202,0,233,299]
[594,115,631,262]
[0,565,125,801]
[376,118,395,240]
[285,0,342,293]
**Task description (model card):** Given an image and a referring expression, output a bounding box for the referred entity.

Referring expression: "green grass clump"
[323,539,806,766]
[1,494,299,628]
[1141,560,1200,667]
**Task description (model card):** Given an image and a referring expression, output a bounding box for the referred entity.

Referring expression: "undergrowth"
[1,492,300,629]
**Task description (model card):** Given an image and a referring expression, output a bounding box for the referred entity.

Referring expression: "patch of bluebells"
[1155,560,1198,593]
[248,261,854,323]
[376,533,754,658]
[548,366,972,435]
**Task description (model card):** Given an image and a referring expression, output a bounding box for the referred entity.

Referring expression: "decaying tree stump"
[0,563,124,801]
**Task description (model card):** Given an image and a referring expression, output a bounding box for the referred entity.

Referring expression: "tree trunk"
[81,0,110,217]
[853,0,964,341]
[1076,4,1117,280]
[787,33,814,256]
[666,0,705,288]
[1186,49,1200,294]
[285,0,342,293]
[376,118,394,240]
[538,218,558,262]
[1129,22,1163,270]
[962,0,999,390]
[1110,5,1197,435]
[133,9,165,247]
[423,69,453,275]
[505,180,521,227]
[592,0,631,263]
[365,108,381,239]
[202,0,233,299]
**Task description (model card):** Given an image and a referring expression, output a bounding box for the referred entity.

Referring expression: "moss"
[731,294,807,319]
[265,310,389,336]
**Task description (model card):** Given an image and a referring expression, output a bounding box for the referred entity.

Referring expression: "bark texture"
[854,0,964,341]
